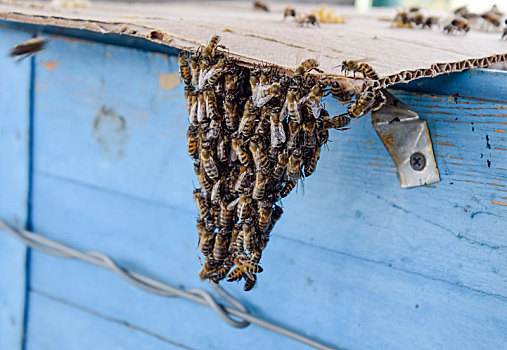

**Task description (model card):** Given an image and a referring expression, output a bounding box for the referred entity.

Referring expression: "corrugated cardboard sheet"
[1,1,506,86]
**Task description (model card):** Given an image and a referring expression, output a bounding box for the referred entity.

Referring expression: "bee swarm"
[180,37,367,291]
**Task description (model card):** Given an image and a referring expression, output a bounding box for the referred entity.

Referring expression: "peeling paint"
[159,73,180,91]
[438,142,456,146]
[40,60,59,72]
[492,200,507,207]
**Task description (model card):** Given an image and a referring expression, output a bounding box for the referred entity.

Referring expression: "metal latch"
[371,91,440,188]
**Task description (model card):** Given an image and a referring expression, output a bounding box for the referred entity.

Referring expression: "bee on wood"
[297,13,320,27]
[283,6,296,19]
[9,37,46,58]
[304,146,321,177]
[178,51,192,86]
[341,60,379,80]
[213,230,230,261]
[187,126,199,159]
[200,142,220,181]
[253,172,268,200]
[253,0,269,12]
[258,202,272,234]
[287,149,303,182]
[294,59,322,77]
[503,19,507,40]
[444,18,470,34]
[273,153,288,181]
[202,35,221,58]
[422,16,440,29]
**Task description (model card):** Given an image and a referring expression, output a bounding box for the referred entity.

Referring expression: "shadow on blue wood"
[0,24,506,350]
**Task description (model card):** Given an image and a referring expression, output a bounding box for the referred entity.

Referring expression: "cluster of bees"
[393,5,506,37]
[179,35,384,291]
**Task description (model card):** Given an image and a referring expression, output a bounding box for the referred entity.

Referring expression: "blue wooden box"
[0,23,506,350]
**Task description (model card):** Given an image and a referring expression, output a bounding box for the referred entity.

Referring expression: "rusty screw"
[410,152,426,171]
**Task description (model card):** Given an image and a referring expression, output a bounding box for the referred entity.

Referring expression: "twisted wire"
[0,219,339,350]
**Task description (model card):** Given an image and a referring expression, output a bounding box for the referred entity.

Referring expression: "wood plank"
[27,173,507,350]
[25,291,192,350]
[30,33,507,300]
[0,27,32,350]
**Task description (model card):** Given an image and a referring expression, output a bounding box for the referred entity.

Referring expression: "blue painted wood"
[0,26,505,350]
[0,27,32,350]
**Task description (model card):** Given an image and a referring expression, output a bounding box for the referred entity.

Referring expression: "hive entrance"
[181,38,354,291]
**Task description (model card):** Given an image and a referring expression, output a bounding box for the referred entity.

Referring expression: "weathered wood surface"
[0,25,505,350]
[0,27,31,350]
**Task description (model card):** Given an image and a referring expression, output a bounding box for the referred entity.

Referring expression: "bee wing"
[198,68,208,89]
[230,145,238,162]
[211,179,221,202]
[189,101,198,125]
[298,92,311,106]
[255,94,273,108]
[281,100,288,120]
[310,100,322,119]
[197,100,205,123]
[227,197,240,211]
[238,114,250,134]
[278,123,286,143]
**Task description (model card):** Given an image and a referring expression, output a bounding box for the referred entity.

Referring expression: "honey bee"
[249,69,260,93]
[204,87,220,119]
[231,134,250,165]
[238,100,257,137]
[253,172,268,200]
[503,20,507,40]
[392,11,412,28]
[273,152,288,181]
[200,143,220,181]
[259,67,272,86]
[445,18,470,34]
[190,54,200,86]
[287,119,301,150]
[330,81,353,103]
[347,86,375,118]
[224,72,238,94]
[266,204,283,235]
[304,146,321,177]
[198,261,216,279]
[297,13,320,27]
[197,220,215,257]
[187,126,199,159]
[249,141,270,173]
[341,60,379,80]
[283,6,296,19]
[287,149,303,181]
[243,276,257,291]
[243,222,257,252]
[302,119,317,149]
[223,97,239,131]
[185,86,198,125]
[197,172,213,193]
[197,91,206,123]
[193,160,201,177]
[302,83,325,119]
[178,51,192,86]
[270,107,286,147]
[194,189,211,221]
[213,231,230,261]
[331,115,351,129]
[211,178,222,202]
[229,223,243,255]
[294,59,322,77]
[285,89,301,124]
[212,265,232,282]
[202,35,221,58]
[423,16,439,29]
[9,37,46,58]
[219,200,234,230]
[258,202,272,234]
[255,82,282,107]
[234,255,263,276]
[481,10,501,27]
[253,0,269,12]
[207,118,221,139]
[226,266,245,282]
[236,193,252,222]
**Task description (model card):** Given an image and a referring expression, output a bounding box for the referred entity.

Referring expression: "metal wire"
[0,219,339,350]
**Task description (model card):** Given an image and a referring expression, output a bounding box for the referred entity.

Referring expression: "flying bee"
[347,86,375,118]
[9,37,46,58]
[227,266,245,282]
[288,149,303,181]
[302,119,317,149]
[341,60,379,80]
[243,221,257,252]
[410,12,424,26]
[202,35,221,58]
[193,189,212,221]
[273,153,288,181]
[294,59,322,77]
[330,81,353,103]
[258,202,272,234]
[285,89,301,124]
[178,51,192,86]
[297,13,320,27]
[253,172,268,200]
[255,82,282,107]
[187,126,199,159]
[283,6,296,19]
[219,200,234,230]
[280,180,296,198]
[200,143,220,181]
[243,276,257,291]
[197,219,214,257]
[213,230,230,261]
[217,135,229,163]
[304,146,321,177]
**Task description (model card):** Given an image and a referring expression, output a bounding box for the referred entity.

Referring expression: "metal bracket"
[372,91,440,188]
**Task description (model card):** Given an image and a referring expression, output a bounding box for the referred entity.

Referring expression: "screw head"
[410,152,426,171]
